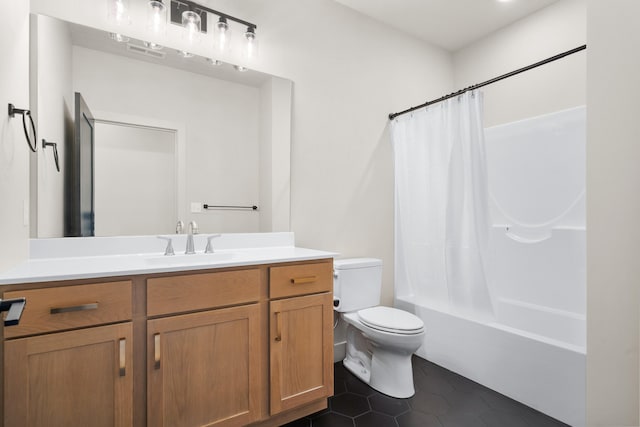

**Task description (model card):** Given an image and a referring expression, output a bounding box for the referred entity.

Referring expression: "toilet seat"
[357,306,424,335]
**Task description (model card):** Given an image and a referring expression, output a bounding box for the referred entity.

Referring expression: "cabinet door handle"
[274,312,282,342]
[154,333,161,369]
[50,302,98,314]
[119,338,126,377]
[290,276,317,285]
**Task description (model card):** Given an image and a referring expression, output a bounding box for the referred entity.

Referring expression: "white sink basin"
[144,252,235,266]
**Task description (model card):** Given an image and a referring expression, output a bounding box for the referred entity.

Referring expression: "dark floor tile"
[477,389,528,414]
[354,411,397,427]
[414,370,456,395]
[479,409,530,427]
[408,390,451,416]
[438,411,488,427]
[369,393,410,416]
[334,378,347,395]
[345,375,378,397]
[396,411,443,427]
[309,406,330,419]
[281,417,311,427]
[521,409,569,427]
[334,362,350,382]
[311,412,354,427]
[419,360,449,377]
[331,392,370,417]
[443,390,490,413]
[289,359,566,427]
[444,372,483,394]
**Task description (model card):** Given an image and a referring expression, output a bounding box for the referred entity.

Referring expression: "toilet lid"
[357,306,424,335]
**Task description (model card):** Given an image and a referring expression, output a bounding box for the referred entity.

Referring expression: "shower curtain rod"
[388,44,586,120]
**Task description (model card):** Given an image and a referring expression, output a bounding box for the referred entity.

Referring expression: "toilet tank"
[333,258,383,313]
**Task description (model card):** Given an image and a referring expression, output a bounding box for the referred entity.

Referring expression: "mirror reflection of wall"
[31,14,292,238]
[94,122,177,236]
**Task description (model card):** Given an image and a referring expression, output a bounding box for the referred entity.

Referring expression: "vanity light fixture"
[178,50,194,58]
[107,0,131,26]
[147,0,167,35]
[169,0,259,59]
[207,58,222,66]
[233,65,248,72]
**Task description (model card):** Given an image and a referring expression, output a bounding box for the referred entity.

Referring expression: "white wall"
[94,122,176,236]
[252,0,452,305]
[31,0,453,305]
[32,15,73,238]
[587,1,640,425]
[72,46,261,234]
[453,0,586,127]
[259,79,273,232]
[0,0,30,270]
[259,77,292,233]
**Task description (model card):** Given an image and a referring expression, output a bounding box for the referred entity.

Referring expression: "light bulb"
[107,0,130,26]
[214,17,231,53]
[234,65,248,72]
[182,10,201,44]
[242,26,258,60]
[147,1,167,35]
[178,50,194,58]
[207,58,222,66]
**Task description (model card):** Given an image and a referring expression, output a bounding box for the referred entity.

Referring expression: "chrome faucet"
[175,220,184,234]
[185,221,199,254]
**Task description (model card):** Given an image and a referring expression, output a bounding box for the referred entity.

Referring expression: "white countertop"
[0,233,338,285]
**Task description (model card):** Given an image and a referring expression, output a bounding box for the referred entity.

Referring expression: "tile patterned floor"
[284,356,569,427]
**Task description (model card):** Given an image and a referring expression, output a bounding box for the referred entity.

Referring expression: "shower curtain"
[391,90,494,320]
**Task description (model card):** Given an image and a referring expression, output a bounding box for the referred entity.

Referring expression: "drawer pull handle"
[154,333,161,369]
[274,312,282,342]
[290,276,317,285]
[119,338,126,377]
[50,302,98,314]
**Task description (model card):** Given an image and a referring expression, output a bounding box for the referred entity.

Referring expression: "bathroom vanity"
[0,234,335,427]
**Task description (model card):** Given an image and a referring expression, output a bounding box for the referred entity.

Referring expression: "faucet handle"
[175,220,184,234]
[204,234,222,253]
[157,236,175,256]
[189,220,199,235]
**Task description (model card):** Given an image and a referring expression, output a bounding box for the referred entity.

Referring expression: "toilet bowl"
[333,258,425,398]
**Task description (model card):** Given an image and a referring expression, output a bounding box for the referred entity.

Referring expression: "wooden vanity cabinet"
[2,281,134,427]
[268,263,334,415]
[146,270,262,427]
[1,258,334,427]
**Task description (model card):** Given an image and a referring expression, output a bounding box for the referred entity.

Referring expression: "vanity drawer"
[270,261,333,299]
[3,281,132,339]
[147,269,262,316]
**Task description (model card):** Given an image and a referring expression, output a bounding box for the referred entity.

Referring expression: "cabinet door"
[148,304,261,427]
[4,323,133,427]
[270,292,333,414]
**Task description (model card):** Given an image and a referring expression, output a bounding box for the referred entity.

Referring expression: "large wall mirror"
[30,14,291,238]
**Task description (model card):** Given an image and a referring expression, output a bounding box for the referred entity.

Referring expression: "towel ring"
[8,103,37,152]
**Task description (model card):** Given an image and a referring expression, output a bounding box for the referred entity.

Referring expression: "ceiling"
[333,0,561,51]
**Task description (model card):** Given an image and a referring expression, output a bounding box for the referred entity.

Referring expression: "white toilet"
[333,258,425,398]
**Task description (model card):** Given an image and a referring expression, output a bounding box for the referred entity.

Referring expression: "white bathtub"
[395,228,586,426]
[395,296,585,426]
